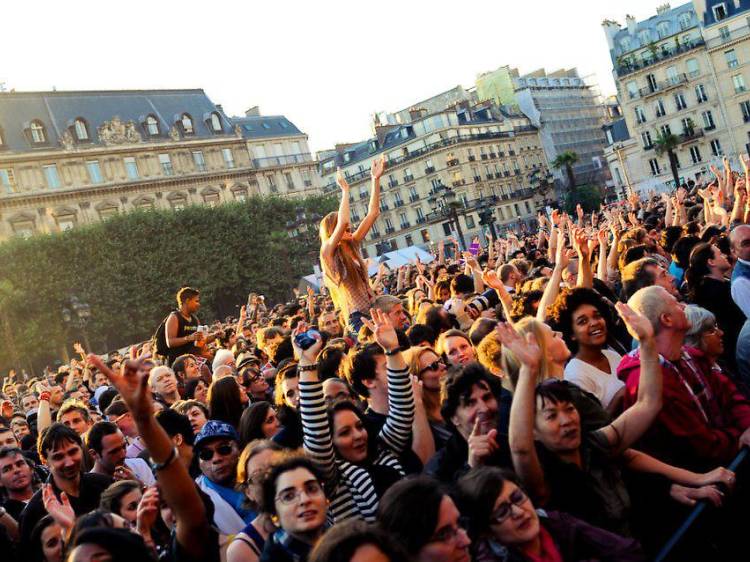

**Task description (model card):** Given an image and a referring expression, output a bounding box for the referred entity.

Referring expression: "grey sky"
[4,0,668,152]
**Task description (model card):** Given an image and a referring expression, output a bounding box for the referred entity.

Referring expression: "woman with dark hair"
[259,456,329,562]
[228,440,283,562]
[319,157,385,336]
[685,241,744,373]
[547,288,625,413]
[238,402,280,447]
[423,305,455,337]
[99,480,143,527]
[66,526,156,562]
[29,515,63,562]
[457,467,645,561]
[377,475,471,562]
[185,377,208,404]
[501,317,734,541]
[309,520,408,562]
[297,310,415,524]
[208,376,246,429]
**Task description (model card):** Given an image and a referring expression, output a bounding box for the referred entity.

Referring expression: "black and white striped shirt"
[299,362,414,523]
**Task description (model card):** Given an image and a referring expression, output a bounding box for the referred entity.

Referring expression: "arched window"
[30,120,46,143]
[620,37,631,51]
[210,112,222,132]
[657,22,671,39]
[145,115,160,136]
[74,118,89,141]
[639,29,651,45]
[679,12,693,30]
[181,113,194,135]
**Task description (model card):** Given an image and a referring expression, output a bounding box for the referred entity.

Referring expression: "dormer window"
[657,22,670,39]
[181,113,194,135]
[30,120,47,143]
[209,112,222,133]
[713,3,727,22]
[74,118,89,141]
[145,115,160,136]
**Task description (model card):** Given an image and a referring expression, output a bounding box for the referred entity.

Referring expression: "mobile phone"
[294,330,320,350]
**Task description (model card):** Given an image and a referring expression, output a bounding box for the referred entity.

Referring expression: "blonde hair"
[501,317,553,389]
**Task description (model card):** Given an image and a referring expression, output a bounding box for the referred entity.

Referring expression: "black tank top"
[166,310,200,364]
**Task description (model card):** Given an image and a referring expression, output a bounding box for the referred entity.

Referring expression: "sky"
[3,0,673,153]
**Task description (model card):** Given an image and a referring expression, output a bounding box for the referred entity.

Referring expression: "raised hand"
[336,169,350,192]
[136,486,160,534]
[482,269,503,290]
[73,341,85,356]
[362,307,399,351]
[371,155,386,180]
[597,228,608,247]
[43,483,75,532]
[614,302,654,342]
[572,228,591,261]
[291,321,323,365]
[87,354,153,421]
[495,322,542,372]
[576,203,584,221]
[468,414,499,468]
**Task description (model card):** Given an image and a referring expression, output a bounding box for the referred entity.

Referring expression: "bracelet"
[150,446,179,471]
[384,347,401,356]
[297,363,319,372]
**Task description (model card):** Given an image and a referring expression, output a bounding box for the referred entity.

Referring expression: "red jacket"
[617,346,750,471]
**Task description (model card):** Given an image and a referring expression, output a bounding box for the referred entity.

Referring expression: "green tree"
[654,131,681,189]
[0,195,336,374]
[552,151,579,190]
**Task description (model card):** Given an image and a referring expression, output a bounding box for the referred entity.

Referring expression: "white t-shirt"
[564,349,624,409]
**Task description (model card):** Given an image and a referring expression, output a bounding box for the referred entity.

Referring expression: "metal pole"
[452,207,466,251]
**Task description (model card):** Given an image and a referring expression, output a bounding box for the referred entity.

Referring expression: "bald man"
[730,224,750,317]
[618,285,750,472]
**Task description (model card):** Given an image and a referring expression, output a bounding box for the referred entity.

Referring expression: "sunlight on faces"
[262,408,280,438]
[46,440,83,482]
[444,336,475,367]
[198,438,239,485]
[21,394,38,413]
[489,481,539,546]
[96,432,127,473]
[119,487,143,525]
[417,350,446,392]
[282,377,300,410]
[59,411,91,436]
[274,467,327,536]
[534,396,581,453]
[333,408,369,463]
[417,495,471,562]
[450,381,498,440]
[41,522,64,562]
[0,452,32,492]
[538,322,571,364]
[243,448,278,506]
[186,406,208,435]
[323,379,351,404]
[0,429,18,448]
[10,418,31,439]
[193,380,208,404]
[570,304,608,348]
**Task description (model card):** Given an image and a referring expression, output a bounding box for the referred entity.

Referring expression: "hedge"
[0,194,336,374]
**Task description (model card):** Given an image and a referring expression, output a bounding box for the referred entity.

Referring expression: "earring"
[271,514,280,526]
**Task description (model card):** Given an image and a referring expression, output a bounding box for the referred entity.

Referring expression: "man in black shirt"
[0,447,36,522]
[18,424,112,551]
[165,287,204,366]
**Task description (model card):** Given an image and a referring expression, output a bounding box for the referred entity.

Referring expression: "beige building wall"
[320,115,551,257]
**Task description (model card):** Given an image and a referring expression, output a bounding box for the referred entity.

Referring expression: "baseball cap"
[194,420,239,450]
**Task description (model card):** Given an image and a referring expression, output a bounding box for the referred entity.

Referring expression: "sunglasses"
[198,444,234,461]
[419,360,445,376]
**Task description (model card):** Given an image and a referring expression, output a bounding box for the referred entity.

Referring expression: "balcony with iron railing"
[468,155,476,161]
[636,73,689,100]
[452,179,466,187]
[616,39,706,77]
[409,194,420,202]
[416,216,427,224]
[481,154,488,160]
[253,152,312,169]
[388,179,399,188]
[474,175,482,182]
[404,174,414,182]
[679,128,704,144]
[705,24,750,49]
[394,200,404,208]
[447,158,460,167]
[385,226,396,234]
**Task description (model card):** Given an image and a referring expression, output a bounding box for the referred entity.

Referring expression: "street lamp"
[477,197,498,240]
[427,183,466,251]
[62,295,92,351]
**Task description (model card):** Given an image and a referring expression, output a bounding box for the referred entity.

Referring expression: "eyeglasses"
[429,516,470,544]
[275,480,323,505]
[703,323,721,335]
[419,360,445,376]
[490,488,528,524]
[198,443,235,461]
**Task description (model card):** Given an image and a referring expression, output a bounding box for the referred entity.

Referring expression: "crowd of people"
[2,155,750,561]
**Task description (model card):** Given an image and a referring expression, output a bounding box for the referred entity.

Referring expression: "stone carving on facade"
[59,129,75,151]
[97,117,142,146]
[234,124,243,138]
[169,126,181,141]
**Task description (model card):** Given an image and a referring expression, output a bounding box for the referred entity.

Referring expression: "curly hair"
[545,287,612,355]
